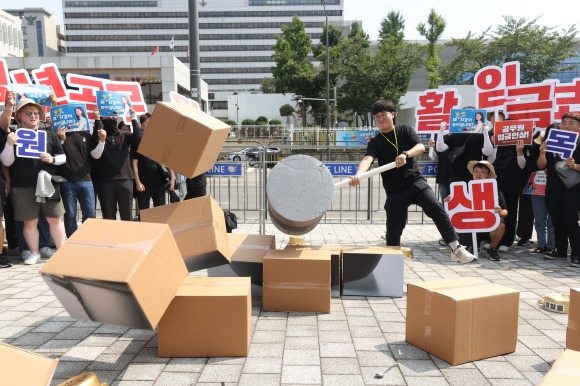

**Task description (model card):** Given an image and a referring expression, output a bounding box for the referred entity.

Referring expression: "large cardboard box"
[566,288,580,350]
[263,249,331,313]
[342,245,404,297]
[0,342,59,386]
[207,233,276,297]
[39,219,188,330]
[406,277,519,365]
[137,101,230,178]
[140,195,230,272]
[158,277,251,357]
[540,349,580,385]
[284,244,342,298]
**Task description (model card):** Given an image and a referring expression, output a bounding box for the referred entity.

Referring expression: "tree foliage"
[379,11,405,44]
[417,9,446,88]
[271,16,319,96]
[440,16,578,85]
[260,77,277,93]
[336,22,424,122]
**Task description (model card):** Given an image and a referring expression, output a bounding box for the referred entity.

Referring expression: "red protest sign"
[445,179,500,233]
[494,120,534,146]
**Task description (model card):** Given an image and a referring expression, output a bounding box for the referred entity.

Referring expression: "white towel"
[36,170,55,203]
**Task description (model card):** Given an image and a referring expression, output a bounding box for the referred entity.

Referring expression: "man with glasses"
[0,98,66,265]
[348,100,477,263]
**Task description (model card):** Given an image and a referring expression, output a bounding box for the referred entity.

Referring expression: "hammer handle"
[334,161,397,189]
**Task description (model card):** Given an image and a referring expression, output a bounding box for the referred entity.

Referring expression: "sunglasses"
[24,111,41,117]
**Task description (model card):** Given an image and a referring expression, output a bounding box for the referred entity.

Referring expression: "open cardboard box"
[140,195,230,272]
[39,219,188,330]
[0,342,59,386]
[406,277,519,365]
[342,245,404,297]
[206,233,276,297]
[137,101,230,178]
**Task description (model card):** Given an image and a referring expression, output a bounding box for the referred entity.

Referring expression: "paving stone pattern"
[0,222,577,385]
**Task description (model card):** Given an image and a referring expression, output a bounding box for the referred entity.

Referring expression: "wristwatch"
[401,151,410,158]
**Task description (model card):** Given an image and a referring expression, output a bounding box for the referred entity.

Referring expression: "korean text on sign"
[445,179,500,233]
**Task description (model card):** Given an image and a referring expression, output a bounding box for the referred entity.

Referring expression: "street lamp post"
[321,0,331,158]
[188,0,202,106]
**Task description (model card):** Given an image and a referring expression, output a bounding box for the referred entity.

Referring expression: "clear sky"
[11,0,580,41]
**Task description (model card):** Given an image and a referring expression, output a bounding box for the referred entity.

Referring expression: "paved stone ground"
[0,221,577,385]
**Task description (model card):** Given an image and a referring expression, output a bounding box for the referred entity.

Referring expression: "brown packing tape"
[57,372,106,386]
[162,143,172,165]
[231,244,272,250]
[67,240,157,251]
[171,220,215,235]
[264,283,329,290]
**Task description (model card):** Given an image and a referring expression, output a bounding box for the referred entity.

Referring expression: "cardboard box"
[39,219,188,330]
[137,101,231,178]
[342,246,404,297]
[206,233,276,297]
[158,277,251,357]
[406,277,519,365]
[263,249,331,313]
[0,342,59,386]
[566,288,580,350]
[140,195,230,272]
[540,349,580,385]
[284,244,342,298]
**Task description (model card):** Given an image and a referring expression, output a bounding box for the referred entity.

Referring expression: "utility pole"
[321,0,331,158]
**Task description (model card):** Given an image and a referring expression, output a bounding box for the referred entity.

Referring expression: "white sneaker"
[23,251,40,265]
[498,245,510,252]
[451,245,477,263]
[39,247,55,259]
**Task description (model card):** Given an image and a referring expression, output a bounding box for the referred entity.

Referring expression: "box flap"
[342,245,401,255]
[228,234,275,263]
[39,219,173,282]
[409,277,488,292]
[540,349,580,385]
[438,283,520,301]
[0,343,59,386]
[176,277,251,297]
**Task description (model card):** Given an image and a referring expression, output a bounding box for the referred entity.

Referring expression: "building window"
[36,21,44,56]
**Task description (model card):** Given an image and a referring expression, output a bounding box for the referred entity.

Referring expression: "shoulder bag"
[555,160,580,188]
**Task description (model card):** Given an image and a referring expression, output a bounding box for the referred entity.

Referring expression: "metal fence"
[206,140,439,234]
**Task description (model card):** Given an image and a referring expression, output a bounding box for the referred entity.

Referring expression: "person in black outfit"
[537,112,580,266]
[348,100,476,264]
[91,108,141,220]
[131,113,175,210]
[184,174,207,200]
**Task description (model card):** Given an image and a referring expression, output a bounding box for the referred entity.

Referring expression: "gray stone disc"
[266,154,334,235]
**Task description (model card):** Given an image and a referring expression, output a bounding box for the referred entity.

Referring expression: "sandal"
[544,249,564,260]
[533,247,546,253]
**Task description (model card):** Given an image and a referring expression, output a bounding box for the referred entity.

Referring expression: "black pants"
[516,194,534,240]
[136,184,166,210]
[500,192,519,247]
[97,179,134,221]
[385,179,458,246]
[546,188,580,258]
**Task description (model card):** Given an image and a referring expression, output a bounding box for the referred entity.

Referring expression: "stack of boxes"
[27,101,540,374]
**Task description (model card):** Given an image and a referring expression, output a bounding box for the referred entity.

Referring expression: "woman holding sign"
[537,113,580,267]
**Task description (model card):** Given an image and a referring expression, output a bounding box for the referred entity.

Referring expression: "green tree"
[336,19,423,124]
[379,10,405,44]
[279,104,295,124]
[313,23,344,57]
[242,118,255,125]
[260,77,277,93]
[255,116,268,125]
[417,9,446,88]
[440,16,578,85]
[271,16,319,97]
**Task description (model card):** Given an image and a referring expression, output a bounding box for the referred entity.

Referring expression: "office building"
[0,9,23,57]
[61,0,345,119]
[4,8,64,57]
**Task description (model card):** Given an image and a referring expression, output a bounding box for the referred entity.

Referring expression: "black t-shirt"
[365,124,423,194]
[91,120,142,181]
[9,128,64,188]
[130,137,165,186]
[57,131,99,182]
[444,133,487,183]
